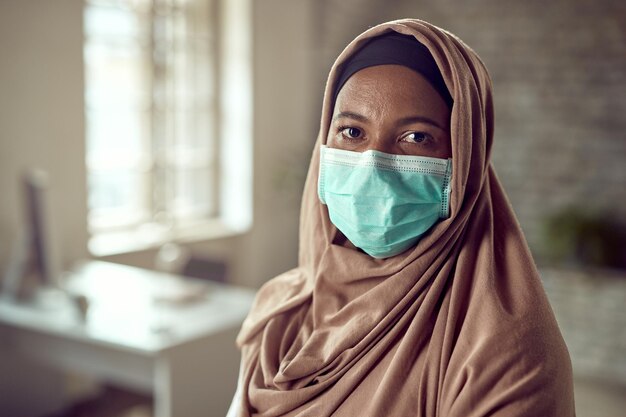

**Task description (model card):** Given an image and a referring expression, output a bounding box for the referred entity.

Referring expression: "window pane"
[85,0,218,240]
[88,169,149,223]
[84,4,145,41]
[174,111,214,154]
[171,167,213,219]
[85,42,149,110]
[86,110,149,167]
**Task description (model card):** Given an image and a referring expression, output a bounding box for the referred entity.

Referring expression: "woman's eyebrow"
[333,111,369,123]
[396,115,447,131]
[333,111,447,131]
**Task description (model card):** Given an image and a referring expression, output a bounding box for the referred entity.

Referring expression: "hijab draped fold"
[235,19,574,417]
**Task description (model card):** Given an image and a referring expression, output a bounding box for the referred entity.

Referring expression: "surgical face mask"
[318,145,452,258]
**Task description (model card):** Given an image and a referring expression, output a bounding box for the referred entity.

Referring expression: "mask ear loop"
[440,159,452,219]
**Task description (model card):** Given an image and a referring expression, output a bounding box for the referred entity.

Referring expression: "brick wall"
[542,267,626,384]
[312,0,626,261]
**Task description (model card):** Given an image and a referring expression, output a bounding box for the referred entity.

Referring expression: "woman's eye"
[340,127,363,139]
[402,132,433,144]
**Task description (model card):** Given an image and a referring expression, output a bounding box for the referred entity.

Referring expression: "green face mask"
[318,145,452,258]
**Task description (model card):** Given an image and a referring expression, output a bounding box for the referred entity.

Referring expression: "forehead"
[334,64,449,120]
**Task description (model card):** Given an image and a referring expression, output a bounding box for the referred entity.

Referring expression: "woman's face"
[327,64,452,159]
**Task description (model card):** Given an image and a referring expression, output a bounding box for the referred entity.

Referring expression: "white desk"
[0,260,255,417]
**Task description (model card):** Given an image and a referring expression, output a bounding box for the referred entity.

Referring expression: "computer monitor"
[2,169,60,299]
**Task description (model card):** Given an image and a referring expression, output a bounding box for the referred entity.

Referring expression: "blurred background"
[0,0,624,416]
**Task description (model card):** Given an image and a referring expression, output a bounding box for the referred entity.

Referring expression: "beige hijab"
[235,19,575,417]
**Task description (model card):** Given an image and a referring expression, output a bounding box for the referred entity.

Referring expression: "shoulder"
[441,291,575,417]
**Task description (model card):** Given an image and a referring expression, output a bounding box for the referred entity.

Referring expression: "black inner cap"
[333,32,453,109]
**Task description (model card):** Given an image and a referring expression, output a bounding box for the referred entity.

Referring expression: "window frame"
[85,0,252,257]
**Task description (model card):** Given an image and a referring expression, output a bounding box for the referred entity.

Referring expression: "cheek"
[431,133,452,159]
[442,137,452,158]
[431,144,452,159]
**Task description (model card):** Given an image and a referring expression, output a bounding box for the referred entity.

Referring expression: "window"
[84,0,251,255]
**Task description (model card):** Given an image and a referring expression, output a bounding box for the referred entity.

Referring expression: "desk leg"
[153,327,240,417]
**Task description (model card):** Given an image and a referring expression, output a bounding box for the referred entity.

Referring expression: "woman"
[229,19,575,416]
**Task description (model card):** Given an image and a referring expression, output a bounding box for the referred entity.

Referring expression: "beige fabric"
[235,19,575,417]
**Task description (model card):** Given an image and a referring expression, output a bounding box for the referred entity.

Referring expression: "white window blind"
[84,0,217,251]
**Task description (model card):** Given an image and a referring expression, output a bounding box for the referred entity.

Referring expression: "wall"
[0,0,89,274]
[0,1,88,413]
[234,0,317,286]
